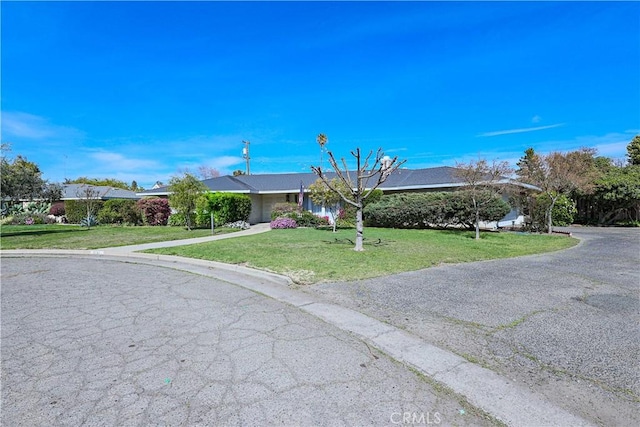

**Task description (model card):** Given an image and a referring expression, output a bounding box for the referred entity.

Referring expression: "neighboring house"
[2,184,140,215]
[61,184,141,201]
[139,166,537,226]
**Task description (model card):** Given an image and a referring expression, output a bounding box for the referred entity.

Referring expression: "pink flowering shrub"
[270,217,298,229]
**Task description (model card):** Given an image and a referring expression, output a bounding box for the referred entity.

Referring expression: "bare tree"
[76,185,102,229]
[311,146,405,251]
[198,165,221,180]
[454,159,513,240]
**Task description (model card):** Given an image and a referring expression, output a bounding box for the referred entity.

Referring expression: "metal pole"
[242,140,250,175]
[211,212,215,235]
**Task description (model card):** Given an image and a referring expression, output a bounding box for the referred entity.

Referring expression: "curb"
[2,250,592,426]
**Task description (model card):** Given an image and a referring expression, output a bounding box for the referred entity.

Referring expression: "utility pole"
[242,140,251,175]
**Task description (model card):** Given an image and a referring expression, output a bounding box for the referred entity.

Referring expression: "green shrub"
[532,193,577,228]
[97,199,141,225]
[271,202,299,220]
[205,193,252,225]
[64,199,105,224]
[364,191,510,229]
[168,212,197,228]
[364,189,383,206]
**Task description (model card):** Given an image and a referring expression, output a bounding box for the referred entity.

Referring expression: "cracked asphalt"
[306,227,640,426]
[1,257,493,426]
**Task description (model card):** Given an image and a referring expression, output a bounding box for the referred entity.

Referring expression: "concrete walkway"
[96,222,272,253]
[1,224,598,426]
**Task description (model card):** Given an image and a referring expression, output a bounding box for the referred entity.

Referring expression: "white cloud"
[478,123,564,137]
[90,151,160,171]
[1,111,83,140]
[531,115,542,123]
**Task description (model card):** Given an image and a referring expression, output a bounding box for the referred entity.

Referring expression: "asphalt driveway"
[307,227,640,426]
[1,256,493,427]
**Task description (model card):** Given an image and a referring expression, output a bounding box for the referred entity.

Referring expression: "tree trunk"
[475,208,480,240]
[547,197,557,234]
[354,204,364,251]
[330,208,337,233]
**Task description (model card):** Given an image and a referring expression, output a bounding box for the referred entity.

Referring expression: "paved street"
[1,257,493,427]
[307,227,640,426]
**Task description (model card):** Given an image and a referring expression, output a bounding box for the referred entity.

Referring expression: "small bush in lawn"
[270,217,298,229]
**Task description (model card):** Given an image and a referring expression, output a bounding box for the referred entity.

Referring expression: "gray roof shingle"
[137,167,473,196]
[62,184,140,200]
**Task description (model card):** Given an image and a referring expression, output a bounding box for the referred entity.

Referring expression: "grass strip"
[146,227,577,283]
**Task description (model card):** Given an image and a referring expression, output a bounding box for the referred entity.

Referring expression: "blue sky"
[2,1,639,188]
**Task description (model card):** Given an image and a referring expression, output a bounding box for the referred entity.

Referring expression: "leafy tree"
[66,177,134,191]
[308,178,342,232]
[42,182,63,203]
[1,155,47,202]
[232,170,245,176]
[592,164,640,224]
[627,135,640,165]
[168,173,208,230]
[516,148,597,233]
[454,158,512,239]
[311,145,405,251]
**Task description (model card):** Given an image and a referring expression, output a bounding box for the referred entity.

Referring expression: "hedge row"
[363,191,511,229]
[63,193,252,227]
[64,199,105,224]
[64,198,170,225]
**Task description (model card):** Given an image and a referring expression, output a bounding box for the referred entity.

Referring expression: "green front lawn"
[146,227,578,283]
[0,224,233,250]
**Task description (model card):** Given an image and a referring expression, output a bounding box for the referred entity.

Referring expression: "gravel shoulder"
[304,227,640,426]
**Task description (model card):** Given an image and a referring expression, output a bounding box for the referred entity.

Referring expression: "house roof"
[62,184,140,200]
[138,166,534,197]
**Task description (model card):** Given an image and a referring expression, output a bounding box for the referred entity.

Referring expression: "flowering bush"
[49,202,66,217]
[24,217,35,225]
[270,217,298,229]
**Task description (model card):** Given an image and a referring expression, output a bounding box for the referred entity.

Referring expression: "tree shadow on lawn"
[0,228,87,238]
